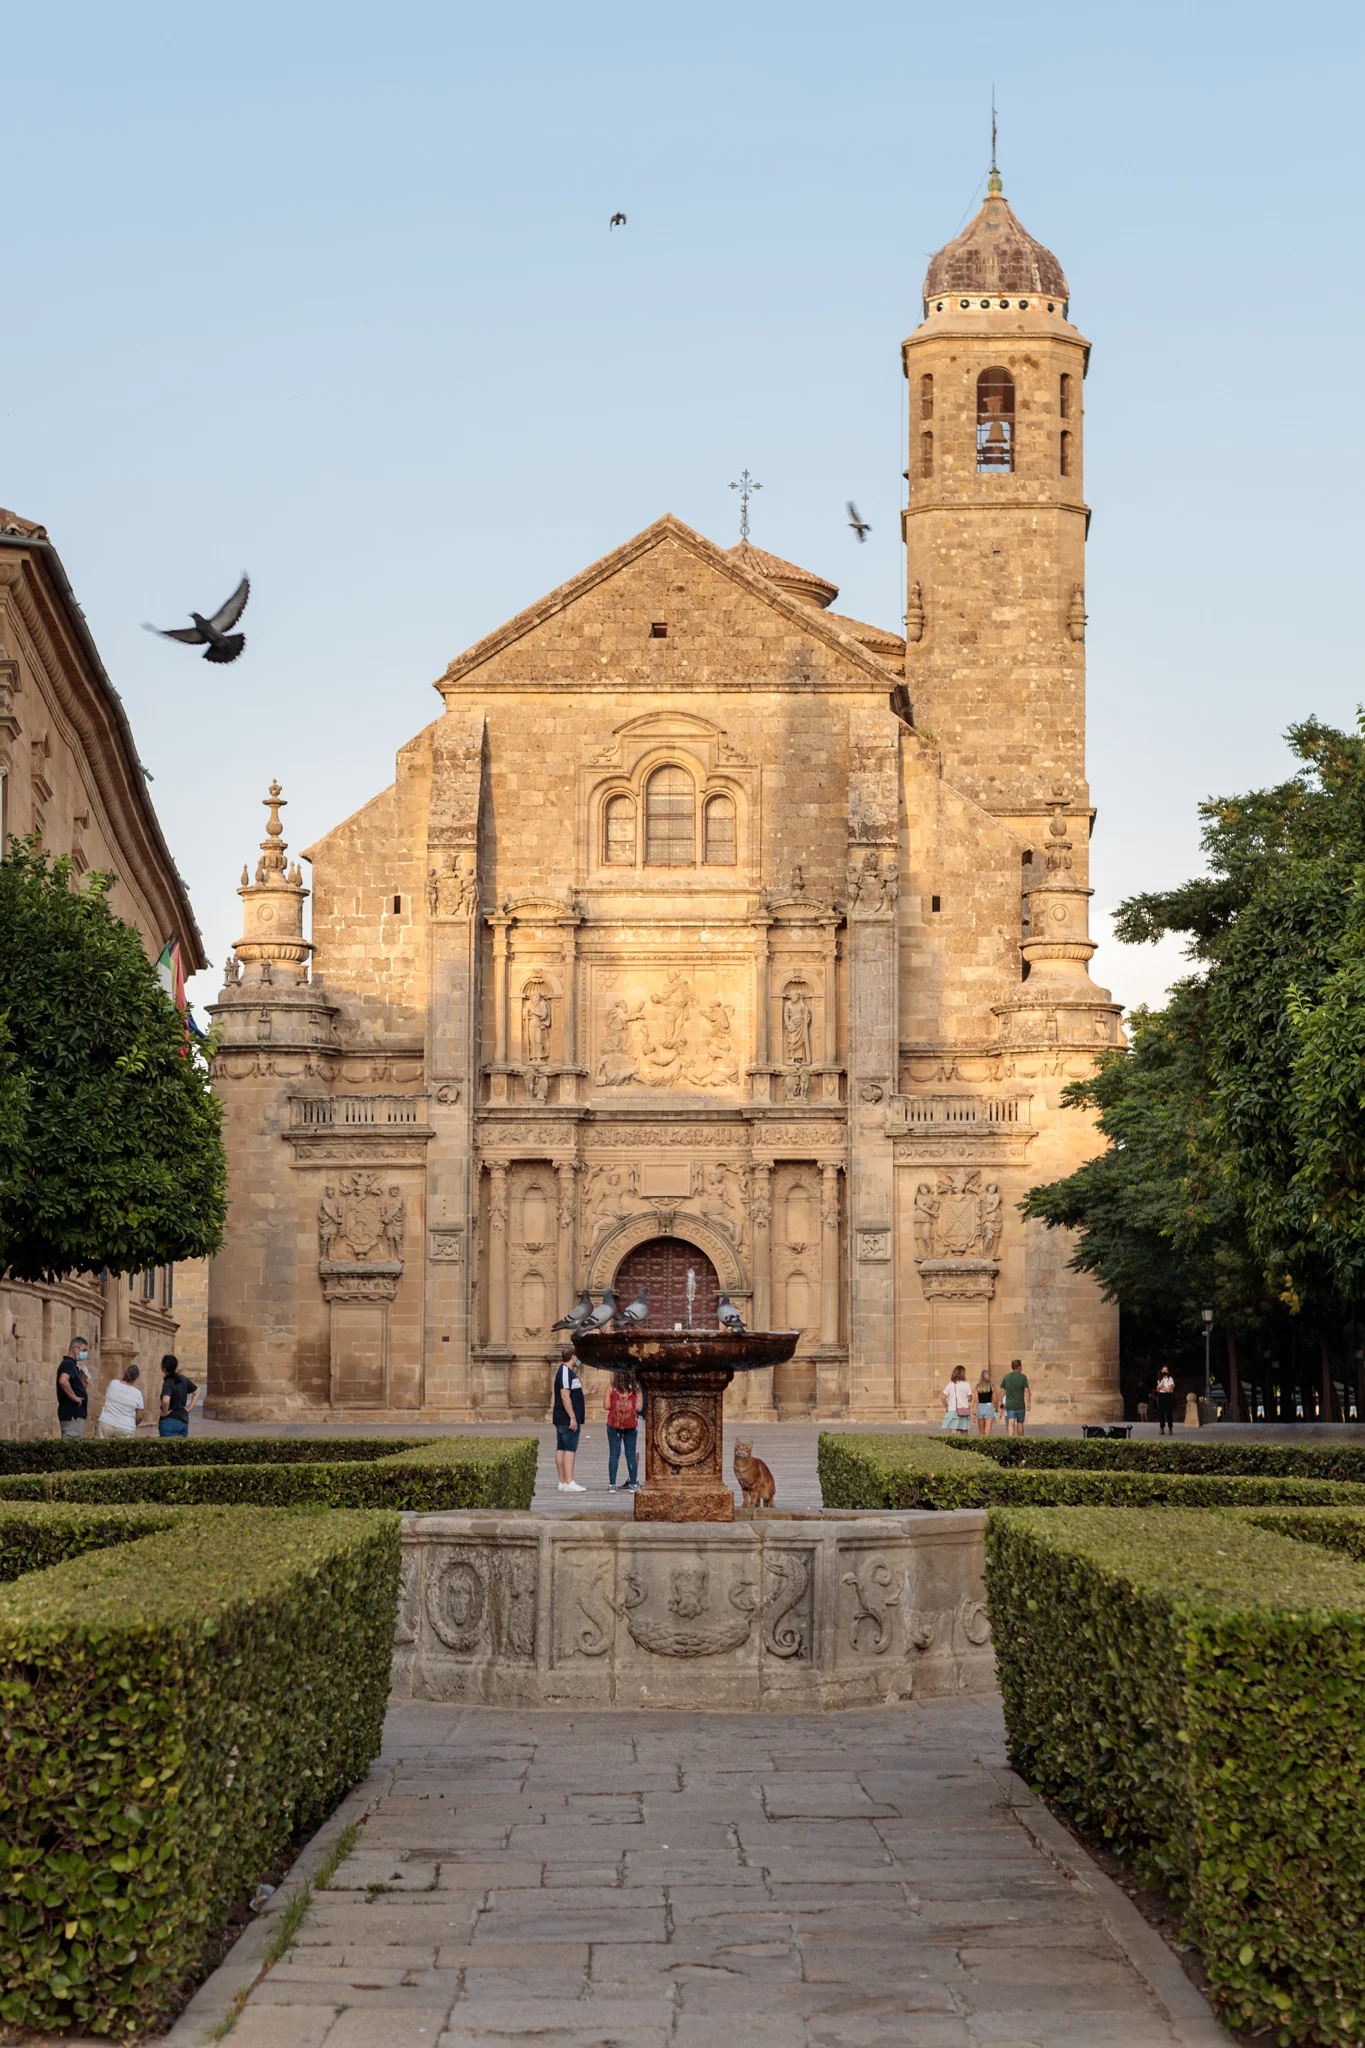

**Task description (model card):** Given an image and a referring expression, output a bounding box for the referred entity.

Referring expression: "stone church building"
[208,174,1123,1424]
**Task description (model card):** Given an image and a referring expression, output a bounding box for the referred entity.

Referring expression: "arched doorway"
[613,1237,720,1329]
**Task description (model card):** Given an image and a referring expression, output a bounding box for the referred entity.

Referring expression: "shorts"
[976,1402,996,1420]
[97,1420,135,1439]
[555,1426,581,1453]
[59,1417,86,1439]
[1005,1409,1025,1426]
[158,1417,189,1438]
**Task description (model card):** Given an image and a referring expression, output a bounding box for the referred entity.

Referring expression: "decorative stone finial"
[228,780,314,987]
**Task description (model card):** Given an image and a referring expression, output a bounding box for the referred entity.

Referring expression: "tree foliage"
[1024,716,1365,1340]
[0,841,226,1283]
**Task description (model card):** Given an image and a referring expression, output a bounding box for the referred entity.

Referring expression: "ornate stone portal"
[575,1327,799,1522]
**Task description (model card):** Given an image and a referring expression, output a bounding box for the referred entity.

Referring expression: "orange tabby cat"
[733,1440,776,1509]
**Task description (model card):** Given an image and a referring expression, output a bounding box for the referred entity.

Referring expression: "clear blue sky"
[5,0,1361,1014]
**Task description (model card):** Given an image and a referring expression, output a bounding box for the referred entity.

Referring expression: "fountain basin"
[575,1328,799,1522]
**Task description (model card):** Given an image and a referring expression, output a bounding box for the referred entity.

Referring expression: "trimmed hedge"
[987,1507,1365,2045]
[0,1502,175,1583]
[1236,1504,1365,1567]
[945,1433,1365,1486]
[0,1435,538,1513]
[817,1432,1365,1511]
[0,1435,431,1475]
[0,1503,399,2035]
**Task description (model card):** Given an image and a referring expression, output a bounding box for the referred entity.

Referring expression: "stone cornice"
[0,538,205,967]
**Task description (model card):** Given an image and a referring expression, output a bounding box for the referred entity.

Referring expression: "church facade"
[207,176,1123,1424]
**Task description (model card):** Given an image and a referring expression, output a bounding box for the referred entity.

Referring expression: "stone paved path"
[172,1697,1222,2048]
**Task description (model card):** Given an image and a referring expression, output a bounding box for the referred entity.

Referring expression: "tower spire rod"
[989,89,1001,194]
[729,468,762,541]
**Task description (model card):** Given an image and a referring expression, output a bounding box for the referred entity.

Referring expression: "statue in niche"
[381,1186,406,1259]
[913,1182,939,1259]
[980,1182,1003,1259]
[523,985,552,1064]
[224,953,242,987]
[782,986,813,1066]
[318,1185,343,1260]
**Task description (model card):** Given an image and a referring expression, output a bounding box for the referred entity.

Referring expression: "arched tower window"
[703,794,736,865]
[920,430,934,479]
[604,794,635,865]
[1060,430,1073,478]
[919,373,934,420]
[1059,372,1073,418]
[976,368,1015,472]
[644,766,695,866]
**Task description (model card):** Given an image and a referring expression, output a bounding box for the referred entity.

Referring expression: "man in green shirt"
[999,1359,1030,1436]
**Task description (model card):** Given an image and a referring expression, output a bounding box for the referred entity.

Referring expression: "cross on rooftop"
[729,469,762,541]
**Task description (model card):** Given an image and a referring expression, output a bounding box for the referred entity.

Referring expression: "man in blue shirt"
[552,1347,586,1492]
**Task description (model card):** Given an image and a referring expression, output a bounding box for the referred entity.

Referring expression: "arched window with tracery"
[644,766,695,865]
[921,430,933,479]
[976,367,1015,471]
[604,794,635,865]
[919,373,934,419]
[703,794,736,865]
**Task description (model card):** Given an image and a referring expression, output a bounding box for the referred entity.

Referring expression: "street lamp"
[1201,1303,1214,1409]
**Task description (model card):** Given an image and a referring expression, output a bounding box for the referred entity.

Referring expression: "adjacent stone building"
[209,175,1123,1423]
[0,508,206,1436]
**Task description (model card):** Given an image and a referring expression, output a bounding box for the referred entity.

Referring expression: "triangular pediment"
[433,513,901,696]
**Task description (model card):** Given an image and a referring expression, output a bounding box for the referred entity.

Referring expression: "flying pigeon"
[609,212,627,229]
[846,503,871,543]
[717,1292,747,1334]
[615,1286,649,1328]
[551,1289,594,1332]
[585,1288,618,1328]
[145,575,250,664]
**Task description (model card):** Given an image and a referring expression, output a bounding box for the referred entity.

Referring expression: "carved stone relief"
[591,967,745,1093]
[617,1563,759,1658]
[911,1170,1002,1259]
[846,849,899,916]
[841,1554,902,1654]
[423,1543,537,1662]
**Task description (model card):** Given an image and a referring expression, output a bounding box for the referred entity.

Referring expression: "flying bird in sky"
[145,576,250,663]
[609,212,627,229]
[847,503,871,543]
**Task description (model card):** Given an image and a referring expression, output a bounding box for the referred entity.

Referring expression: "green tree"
[0,841,226,1283]
[1024,716,1365,1411]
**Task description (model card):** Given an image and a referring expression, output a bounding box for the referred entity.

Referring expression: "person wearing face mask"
[56,1338,92,1440]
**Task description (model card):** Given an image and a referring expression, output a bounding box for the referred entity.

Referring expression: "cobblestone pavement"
[169,1697,1223,2048]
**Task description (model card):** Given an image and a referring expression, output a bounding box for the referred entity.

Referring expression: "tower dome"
[922,174,1068,311]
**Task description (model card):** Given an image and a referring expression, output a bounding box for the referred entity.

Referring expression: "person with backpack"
[604,1371,641,1492]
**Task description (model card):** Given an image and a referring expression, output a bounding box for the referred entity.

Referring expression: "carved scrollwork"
[842,1555,902,1654]
[762,1550,812,1660]
[616,1563,758,1658]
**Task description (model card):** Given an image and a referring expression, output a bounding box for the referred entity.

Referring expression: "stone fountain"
[389,1325,996,1710]
[573,1327,798,1522]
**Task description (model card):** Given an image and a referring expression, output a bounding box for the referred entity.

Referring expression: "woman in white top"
[97,1363,145,1438]
[940,1364,973,1432]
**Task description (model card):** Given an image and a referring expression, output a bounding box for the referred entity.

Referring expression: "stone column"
[556,1160,577,1310]
[490,917,512,1066]
[820,1162,842,1346]
[558,915,580,1074]
[487,1162,509,1349]
[751,917,772,1098]
[750,1160,773,1330]
[822,919,839,1067]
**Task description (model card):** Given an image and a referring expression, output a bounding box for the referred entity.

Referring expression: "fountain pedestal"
[573,1329,799,1523]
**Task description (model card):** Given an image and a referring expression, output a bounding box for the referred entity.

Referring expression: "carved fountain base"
[390,1509,995,1711]
[572,1328,800,1524]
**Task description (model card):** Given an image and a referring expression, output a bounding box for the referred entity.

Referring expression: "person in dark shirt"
[552,1347,586,1493]
[56,1338,91,1439]
[158,1353,200,1438]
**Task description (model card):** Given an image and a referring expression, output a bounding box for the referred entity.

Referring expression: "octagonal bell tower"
[902,169,1090,844]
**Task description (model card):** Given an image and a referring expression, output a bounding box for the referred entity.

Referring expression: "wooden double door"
[613,1237,720,1329]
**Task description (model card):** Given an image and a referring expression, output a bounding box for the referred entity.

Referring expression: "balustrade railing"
[290,1094,427,1128]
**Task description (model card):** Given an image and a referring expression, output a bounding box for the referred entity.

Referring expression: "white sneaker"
[564,1480,586,1492]
[556,1481,568,1491]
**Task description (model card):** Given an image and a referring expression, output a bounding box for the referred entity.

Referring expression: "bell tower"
[901,169,1090,839]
